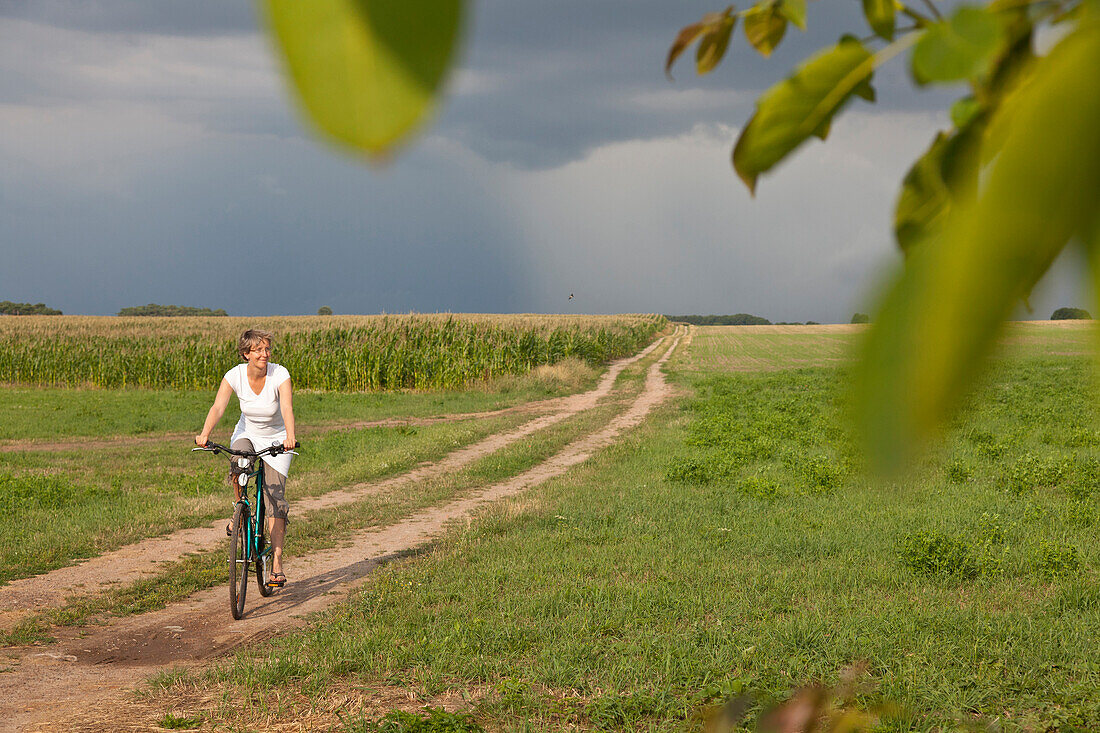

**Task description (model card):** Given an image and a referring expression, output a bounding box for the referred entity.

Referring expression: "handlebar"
[192,441,299,457]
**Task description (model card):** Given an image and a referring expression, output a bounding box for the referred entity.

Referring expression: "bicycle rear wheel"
[229,502,249,619]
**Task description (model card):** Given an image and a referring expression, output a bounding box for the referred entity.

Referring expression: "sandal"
[266,572,286,588]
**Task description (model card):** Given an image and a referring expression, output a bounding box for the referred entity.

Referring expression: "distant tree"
[666,313,771,326]
[118,304,228,317]
[805,321,820,325]
[317,306,333,315]
[1051,307,1091,320]
[851,313,870,324]
[0,301,62,315]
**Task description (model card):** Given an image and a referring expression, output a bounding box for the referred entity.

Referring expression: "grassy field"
[0,313,665,390]
[0,356,610,585]
[134,320,1100,732]
[681,324,863,372]
[2,393,641,647]
[0,357,598,443]
[0,411,536,587]
[680,320,1095,373]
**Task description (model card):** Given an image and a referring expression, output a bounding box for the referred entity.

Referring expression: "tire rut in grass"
[0,328,682,733]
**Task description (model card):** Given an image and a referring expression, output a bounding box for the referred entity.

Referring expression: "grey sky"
[0,1,1087,321]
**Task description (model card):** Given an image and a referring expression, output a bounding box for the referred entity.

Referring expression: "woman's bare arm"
[278,378,296,450]
[195,379,234,446]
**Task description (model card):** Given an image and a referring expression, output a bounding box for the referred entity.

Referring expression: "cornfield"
[0,314,666,391]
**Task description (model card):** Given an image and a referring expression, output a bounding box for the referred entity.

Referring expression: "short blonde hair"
[238,329,274,359]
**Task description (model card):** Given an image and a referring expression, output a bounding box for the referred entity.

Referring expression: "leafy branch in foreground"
[668,0,1100,471]
[261,0,464,155]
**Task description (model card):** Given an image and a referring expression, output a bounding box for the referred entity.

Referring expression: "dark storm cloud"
[436,0,959,168]
[1,0,962,168]
[0,134,534,316]
[4,0,1070,321]
[0,0,257,36]
[0,14,297,146]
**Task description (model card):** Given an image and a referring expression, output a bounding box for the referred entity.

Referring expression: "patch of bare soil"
[0,330,681,732]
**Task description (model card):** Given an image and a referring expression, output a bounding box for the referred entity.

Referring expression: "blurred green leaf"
[697,13,738,74]
[853,76,877,102]
[263,0,464,155]
[744,2,789,57]
[949,96,981,128]
[859,21,1100,471]
[778,0,808,31]
[1051,3,1084,25]
[666,6,735,78]
[987,10,1035,96]
[862,0,896,41]
[894,133,952,252]
[895,109,985,251]
[733,37,874,193]
[911,5,1004,84]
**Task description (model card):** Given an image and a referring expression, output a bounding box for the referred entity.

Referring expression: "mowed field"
[682,320,1095,372]
[683,324,863,372]
[4,319,1100,731]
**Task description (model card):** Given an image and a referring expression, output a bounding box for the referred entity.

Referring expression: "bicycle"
[192,440,299,619]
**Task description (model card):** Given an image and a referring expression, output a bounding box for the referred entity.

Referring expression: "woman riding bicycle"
[196,328,296,587]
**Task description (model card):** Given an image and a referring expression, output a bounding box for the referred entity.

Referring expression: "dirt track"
[0,328,681,732]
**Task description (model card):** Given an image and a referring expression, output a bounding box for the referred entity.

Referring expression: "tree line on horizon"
[3,302,1090,321]
[666,314,771,326]
[665,314,822,326]
[670,309,1093,326]
[0,301,62,315]
[117,304,228,317]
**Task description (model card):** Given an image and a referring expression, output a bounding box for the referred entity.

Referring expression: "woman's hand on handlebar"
[195,434,209,447]
[283,436,297,451]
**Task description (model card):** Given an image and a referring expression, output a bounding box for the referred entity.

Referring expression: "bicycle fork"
[234,468,273,567]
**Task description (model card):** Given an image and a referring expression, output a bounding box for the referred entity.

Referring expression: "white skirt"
[230,424,293,477]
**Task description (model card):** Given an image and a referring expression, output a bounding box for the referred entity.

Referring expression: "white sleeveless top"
[224,363,293,476]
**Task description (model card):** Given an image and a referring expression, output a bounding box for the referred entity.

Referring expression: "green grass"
[0,413,534,586]
[0,360,599,443]
[681,320,1096,374]
[3,392,636,646]
[0,356,614,585]
[156,327,1100,731]
[684,326,861,372]
[157,711,203,730]
[0,340,663,653]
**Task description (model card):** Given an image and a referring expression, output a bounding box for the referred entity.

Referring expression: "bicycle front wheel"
[229,502,249,619]
[256,529,273,597]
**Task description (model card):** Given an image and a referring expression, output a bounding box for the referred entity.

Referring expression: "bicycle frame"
[235,456,271,570]
[193,439,298,618]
